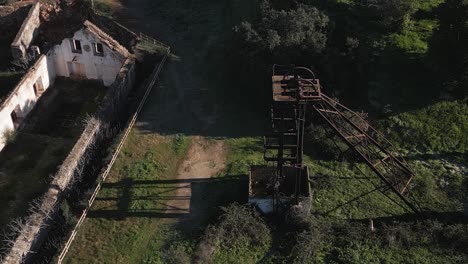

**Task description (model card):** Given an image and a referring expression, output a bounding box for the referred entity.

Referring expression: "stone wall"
[2,118,102,264]
[0,54,56,151]
[1,57,136,264]
[98,58,135,121]
[0,4,31,45]
[10,2,40,61]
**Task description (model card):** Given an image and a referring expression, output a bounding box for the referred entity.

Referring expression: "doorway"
[67,61,86,77]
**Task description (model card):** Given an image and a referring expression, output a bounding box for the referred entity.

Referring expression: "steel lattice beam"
[313,95,418,213]
[265,65,419,214]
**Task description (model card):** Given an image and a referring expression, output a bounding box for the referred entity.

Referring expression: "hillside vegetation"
[204,0,468,262]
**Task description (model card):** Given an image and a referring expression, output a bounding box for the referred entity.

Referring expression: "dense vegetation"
[232,0,468,111]
[214,0,468,263]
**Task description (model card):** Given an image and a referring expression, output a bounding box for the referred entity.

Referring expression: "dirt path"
[114,0,227,135]
[164,137,226,216]
[114,0,231,218]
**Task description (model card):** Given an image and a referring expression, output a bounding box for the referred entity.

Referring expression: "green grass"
[136,40,170,57]
[86,0,114,18]
[380,99,468,153]
[64,130,253,263]
[283,216,468,263]
[225,137,264,176]
[308,161,407,218]
[63,131,192,263]
[306,100,468,218]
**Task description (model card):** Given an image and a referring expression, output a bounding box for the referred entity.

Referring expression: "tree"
[234,1,330,54]
[429,0,468,97]
[363,0,418,30]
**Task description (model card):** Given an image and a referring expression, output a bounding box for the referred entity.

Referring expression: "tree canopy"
[234,1,329,53]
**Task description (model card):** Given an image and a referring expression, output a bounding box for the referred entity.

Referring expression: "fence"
[139,32,170,49]
[113,20,170,49]
[57,47,170,264]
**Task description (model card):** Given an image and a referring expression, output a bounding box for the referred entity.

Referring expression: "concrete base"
[248,165,311,215]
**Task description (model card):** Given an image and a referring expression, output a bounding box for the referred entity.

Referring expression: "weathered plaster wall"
[0,55,55,150]
[2,58,136,264]
[10,2,40,61]
[1,21,129,151]
[99,58,135,121]
[49,28,127,86]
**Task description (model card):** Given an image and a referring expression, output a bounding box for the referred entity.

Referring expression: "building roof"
[83,20,131,58]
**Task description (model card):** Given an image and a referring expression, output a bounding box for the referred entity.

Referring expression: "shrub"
[2,129,16,145]
[234,1,329,53]
[172,134,188,154]
[165,242,192,264]
[194,204,271,263]
[60,200,77,226]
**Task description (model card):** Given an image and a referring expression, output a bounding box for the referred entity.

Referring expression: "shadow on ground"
[88,175,248,223]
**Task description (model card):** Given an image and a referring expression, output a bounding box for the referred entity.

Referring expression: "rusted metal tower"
[264,65,418,213]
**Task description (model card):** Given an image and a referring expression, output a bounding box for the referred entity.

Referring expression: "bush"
[2,129,16,145]
[172,134,188,154]
[194,204,271,263]
[165,242,192,264]
[234,1,329,53]
[60,200,77,226]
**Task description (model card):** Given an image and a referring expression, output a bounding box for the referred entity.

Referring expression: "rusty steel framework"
[264,64,419,213]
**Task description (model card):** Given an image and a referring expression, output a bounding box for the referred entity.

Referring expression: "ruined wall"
[98,58,135,121]
[0,54,56,150]
[49,28,127,86]
[2,118,102,264]
[0,4,31,46]
[10,2,40,61]
[2,58,136,263]
[89,15,139,52]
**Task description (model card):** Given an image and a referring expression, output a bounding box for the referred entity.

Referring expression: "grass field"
[63,131,191,263]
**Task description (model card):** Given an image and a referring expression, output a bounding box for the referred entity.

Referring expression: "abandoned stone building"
[0,2,134,151]
[0,1,150,262]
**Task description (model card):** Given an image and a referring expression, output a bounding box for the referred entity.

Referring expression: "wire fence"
[57,46,170,264]
[139,32,170,49]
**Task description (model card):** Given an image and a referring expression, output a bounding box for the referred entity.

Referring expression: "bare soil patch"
[165,136,226,216]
